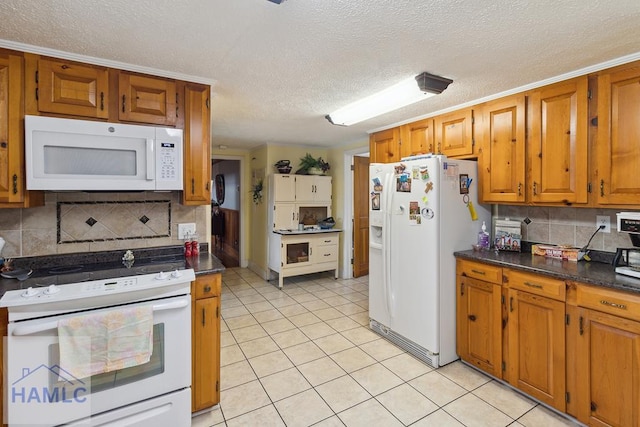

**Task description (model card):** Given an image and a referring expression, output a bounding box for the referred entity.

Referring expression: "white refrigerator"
[369,155,490,368]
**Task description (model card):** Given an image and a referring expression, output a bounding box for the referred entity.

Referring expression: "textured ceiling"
[1,0,640,150]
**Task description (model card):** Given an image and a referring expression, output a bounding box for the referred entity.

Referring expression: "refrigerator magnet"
[421,207,435,219]
[459,174,470,194]
[394,163,406,174]
[372,177,382,192]
[424,181,434,194]
[409,201,421,225]
[420,167,429,180]
[371,192,381,210]
[396,175,411,192]
[412,166,420,179]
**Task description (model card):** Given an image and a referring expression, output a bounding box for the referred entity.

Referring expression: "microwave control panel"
[158,142,179,181]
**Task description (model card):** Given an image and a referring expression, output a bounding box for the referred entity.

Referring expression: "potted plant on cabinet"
[297,153,330,175]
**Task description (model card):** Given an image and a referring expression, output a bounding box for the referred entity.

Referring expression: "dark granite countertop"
[454,249,640,295]
[0,245,225,296]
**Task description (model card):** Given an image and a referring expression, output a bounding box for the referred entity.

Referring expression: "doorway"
[352,155,370,277]
[211,159,240,268]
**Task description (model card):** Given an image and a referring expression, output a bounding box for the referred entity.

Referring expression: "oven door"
[5,295,191,427]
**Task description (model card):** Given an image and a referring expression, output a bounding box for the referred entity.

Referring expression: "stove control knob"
[155,271,168,280]
[171,269,182,278]
[21,287,40,298]
[44,284,61,295]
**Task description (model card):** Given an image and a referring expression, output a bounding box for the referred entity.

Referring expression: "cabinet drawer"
[577,284,640,322]
[193,273,221,299]
[506,270,566,301]
[314,246,338,262]
[315,235,338,246]
[457,259,503,284]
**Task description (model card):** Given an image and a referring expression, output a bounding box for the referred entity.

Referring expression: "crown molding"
[0,39,217,86]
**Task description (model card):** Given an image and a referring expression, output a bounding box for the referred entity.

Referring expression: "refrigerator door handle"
[382,171,395,318]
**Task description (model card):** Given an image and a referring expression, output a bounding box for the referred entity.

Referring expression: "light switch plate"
[178,223,196,239]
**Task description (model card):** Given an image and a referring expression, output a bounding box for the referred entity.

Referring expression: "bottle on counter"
[478,221,490,250]
[191,233,199,256]
[184,233,192,257]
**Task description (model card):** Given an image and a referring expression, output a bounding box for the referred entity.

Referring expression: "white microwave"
[25,115,183,191]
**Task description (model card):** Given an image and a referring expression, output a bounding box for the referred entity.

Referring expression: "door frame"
[211,154,248,268]
[341,146,369,280]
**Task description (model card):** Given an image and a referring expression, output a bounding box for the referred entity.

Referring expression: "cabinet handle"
[12,174,18,195]
[202,307,206,326]
[460,282,465,296]
[518,182,522,196]
[509,297,514,312]
[0,142,6,148]
[600,179,605,197]
[206,181,210,191]
[100,92,104,110]
[204,285,211,293]
[532,182,537,196]
[324,253,330,257]
[579,316,584,335]
[471,269,485,275]
[468,314,477,321]
[61,64,69,70]
[324,240,331,243]
[122,94,126,113]
[191,178,195,194]
[600,299,627,310]
[205,98,210,109]
[591,401,597,412]
[524,281,543,289]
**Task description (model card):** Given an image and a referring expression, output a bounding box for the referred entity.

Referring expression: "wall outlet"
[178,223,196,239]
[596,215,611,233]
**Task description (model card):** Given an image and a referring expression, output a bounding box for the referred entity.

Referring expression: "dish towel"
[58,306,153,380]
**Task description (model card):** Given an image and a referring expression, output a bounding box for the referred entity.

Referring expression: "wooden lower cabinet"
[456,273,503,378]
[191,273,221,412]
[507,288,566,410]
[575,308,640,427]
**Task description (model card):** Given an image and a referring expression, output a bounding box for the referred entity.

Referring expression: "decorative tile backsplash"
[57,200,171,243]
[0,191,207,257]
[495,205,635,253]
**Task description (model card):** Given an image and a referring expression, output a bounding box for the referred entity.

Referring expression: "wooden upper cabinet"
[400,118,435,158]
[596,64,640,205]
[480,95,526,203]
[182,83,211,205]
[369,127,400,163]
[0,51,43,208]
[435,108,474,157]
[35,58,109,119]
[118,72,177,126]
[529,77,588,204]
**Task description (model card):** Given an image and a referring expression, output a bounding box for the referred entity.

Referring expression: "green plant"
[251,179,263,204]
[297,153,330,174]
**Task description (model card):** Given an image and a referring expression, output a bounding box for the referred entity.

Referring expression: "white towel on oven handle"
[57,306,153,380]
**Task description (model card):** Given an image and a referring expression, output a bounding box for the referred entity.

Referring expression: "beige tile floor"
[192,268,582,427]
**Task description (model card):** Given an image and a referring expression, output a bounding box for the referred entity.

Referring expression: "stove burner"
[47,265,85,274]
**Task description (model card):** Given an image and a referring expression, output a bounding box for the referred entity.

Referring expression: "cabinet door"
[119,72,177,125]
[370,128,400,163]
[37,58,109,119]
[435,108,473,157]
[312,176,332,203]
[575,308,640,427]
[529,77,588,204]
[400,118,435,157]
[480,95,526,203]
[272,174,296,202]
[0,52,43,208]
[273,204,297,230]
[507,289,566,410]
[294,175,315,202]
[182,83,211,205]
[597,65,640,205]
[192,296,220,411]
[456,275,503,378]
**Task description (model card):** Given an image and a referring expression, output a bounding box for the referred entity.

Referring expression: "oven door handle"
[11,298,190,336]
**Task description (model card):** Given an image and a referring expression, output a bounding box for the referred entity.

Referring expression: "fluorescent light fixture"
[326,72,452,126]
